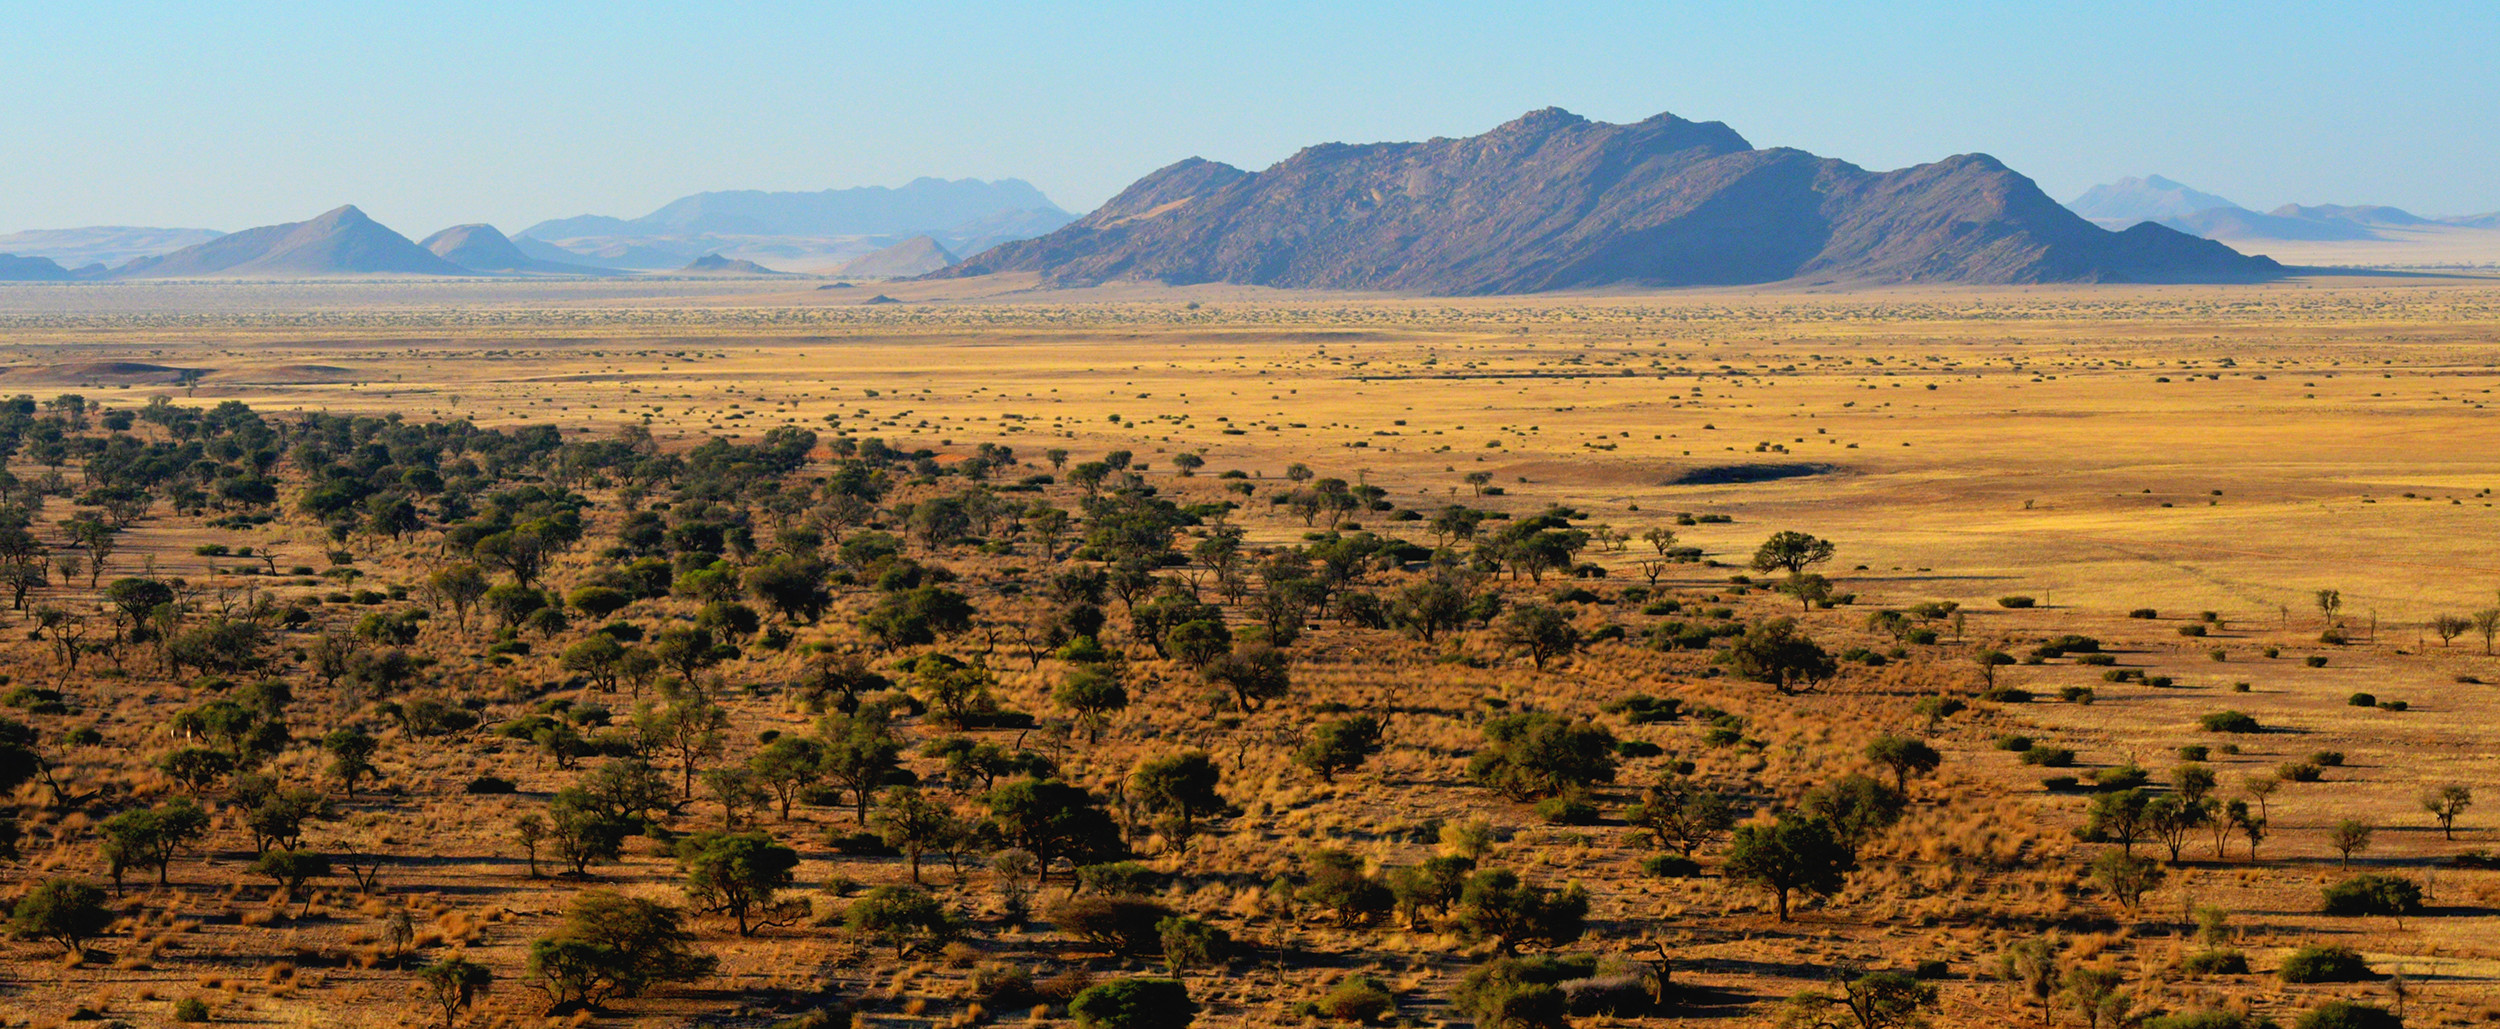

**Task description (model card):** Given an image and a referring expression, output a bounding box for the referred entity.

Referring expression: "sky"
[4,1,2497,234]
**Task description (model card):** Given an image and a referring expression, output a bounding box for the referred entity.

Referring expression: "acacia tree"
[1750,531,1836,576]
[1862,735,1941,792]
[529,890,716,1011]
[2422,784,2473,839]
[99,798,211,889]
[417,957,493,1029]
[675,831,799,936]
[1723,814,1854,921]
[10,878,110,957]
[1722,618,1838,694]
[1130,751,1226,846]
[871,786,961,883]
[1498,603,1581,670]
[427,564,490,634]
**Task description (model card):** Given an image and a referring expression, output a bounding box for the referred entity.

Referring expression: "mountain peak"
[2066,176,2244,225]
[1494,106,1589,135]
[112,206,467,279]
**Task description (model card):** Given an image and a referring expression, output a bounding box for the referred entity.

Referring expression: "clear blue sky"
[6,1,2496,234]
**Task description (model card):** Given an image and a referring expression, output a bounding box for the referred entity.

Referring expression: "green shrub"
[2305,655,2329,668]
[1639,854,1700,878]
[2060,686,2096,705]
[2321,874,2422,918]
[1997,596,2036,608]
[2180,949,2249,976]
[2199,711,2260,733]
[172,998,212,1022]
[2177,745,2210,761]
[1992,734,2035,751]
[2019,746,2076,768]
[2310,751,2345,767]
[2146,1010,2275,1029]
[2377,699,2408,711]
[2277,944,2375,983]
[2129,608,2158,619]
[2295,1001,2401,1029]
[1533,795,1599,825]
[2279,762,2323,783]
[1069,978,1198,1029]
[2347,692,2376,707]
[1310,977,1395,1023]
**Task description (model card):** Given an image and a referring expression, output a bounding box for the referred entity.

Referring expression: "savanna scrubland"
[0,279,2493,1028]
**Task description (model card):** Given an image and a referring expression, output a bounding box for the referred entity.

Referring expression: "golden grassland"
[1,278,2499,1027]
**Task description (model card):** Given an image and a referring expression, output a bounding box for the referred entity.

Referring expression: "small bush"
[2295,1001,2401,1029]
[2180,949,2249,976]
[2059,686,2095,705]
[2321,874,2422,918]
[2377,699,2408,711]
[1992,734,2034,752]
[2279,762,2323,783]
[2346,692,2376,707]
[1309,977,1396,1023]
[1533,796,1599,825]
[2305,655,2329,668]
[2199,711,2261,733]
[1069,979,1197,1029]
[463,776,516,795]
[173,997,212,1022]
[2310,750,2345,767]
[1997,596,2036,609]
[2040,776,2081,792]
[1639,854,1700,878]
[2129,608,2158,619]
[2177,745,2210,761]
[2019,746,2076,768]
[2177,624,2208,637]
[2277,944,2375,983]
[1982,687,2034,704]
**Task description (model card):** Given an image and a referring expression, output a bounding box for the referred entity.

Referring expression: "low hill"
[2272,203,2432,228]
[2164,207,2377,242]
[2066,175,2244,226]
[677,254,788,276]
[939,108,2277,293]
[514,178,1076,273]
[0,254,74,281]
[113,206,470,278]
[0,226,224,268]
[419,224,617,276]
[836,236,958,278]
[523,177,1069,239]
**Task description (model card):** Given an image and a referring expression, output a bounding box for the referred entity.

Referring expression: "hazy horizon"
[6,1,2497,235]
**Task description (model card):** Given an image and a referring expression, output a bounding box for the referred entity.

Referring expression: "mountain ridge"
[937,109,2277,293]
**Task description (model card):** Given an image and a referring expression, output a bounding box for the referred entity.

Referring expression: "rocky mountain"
[516,178,1075,273]
[2067,175,2244,227]
[0,226,224,269]
[419,224,616,276]
[676,254,788,276]
[113,205,470,278]
[940,109,2276,292]
[0,254,75,282]
[836,236,957,278]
